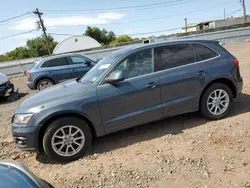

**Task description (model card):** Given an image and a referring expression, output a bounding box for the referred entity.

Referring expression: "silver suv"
[25,54,96,90]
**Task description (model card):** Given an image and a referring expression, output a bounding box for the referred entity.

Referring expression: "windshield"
[80,48,131,84]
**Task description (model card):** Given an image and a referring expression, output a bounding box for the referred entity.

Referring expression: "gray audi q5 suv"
[12,40,243,162]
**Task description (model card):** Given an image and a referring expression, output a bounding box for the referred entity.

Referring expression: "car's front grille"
[0,82,7,91]
[13,136,27,148]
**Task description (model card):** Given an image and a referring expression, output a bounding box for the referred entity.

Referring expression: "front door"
[67,55,93,78]
[97,48,162,133]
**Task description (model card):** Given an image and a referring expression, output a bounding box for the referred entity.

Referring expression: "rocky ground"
[0,43,250,188]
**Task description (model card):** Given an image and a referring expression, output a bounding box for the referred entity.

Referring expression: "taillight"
[26,72,31,78]
[233,59,239,68]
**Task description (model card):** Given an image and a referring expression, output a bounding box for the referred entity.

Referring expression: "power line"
[0,14,34,26]
[42,0,184,12]
[43,0,197,14]
[47,8,244,38]
[45,0,237,29]
[0,29,37,40]
[0,12,32,24]
[213,9,241,20]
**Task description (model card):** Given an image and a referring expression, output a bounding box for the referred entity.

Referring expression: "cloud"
[9,12,125,30]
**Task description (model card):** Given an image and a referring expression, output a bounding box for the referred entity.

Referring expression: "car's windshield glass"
[80,48,131,84]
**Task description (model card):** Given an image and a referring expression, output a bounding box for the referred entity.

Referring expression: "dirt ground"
[0,43,250,188]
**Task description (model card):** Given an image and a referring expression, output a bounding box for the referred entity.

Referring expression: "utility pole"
[184,18,187,33]
[241,0,247,24]
[33,8,51,55]
[224,8,226,19]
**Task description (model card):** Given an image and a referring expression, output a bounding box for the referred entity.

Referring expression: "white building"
[53,35,101,54]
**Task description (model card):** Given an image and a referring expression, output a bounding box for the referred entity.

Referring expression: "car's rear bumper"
[12,123,38,152]
[235,79,243,97]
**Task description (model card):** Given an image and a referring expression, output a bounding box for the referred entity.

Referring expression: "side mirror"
[84,60,92,66]
[105,70,125,84]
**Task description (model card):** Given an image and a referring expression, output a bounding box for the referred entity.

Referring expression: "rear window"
[154,44,195,71]
[41,57,68,68]
[193,44,218,61]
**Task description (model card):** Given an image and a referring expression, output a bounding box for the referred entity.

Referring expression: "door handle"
[72,69,77,72]
[197,70,206,77]
[146,82,156,89]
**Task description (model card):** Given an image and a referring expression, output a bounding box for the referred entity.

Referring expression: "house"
[182,16,250,33]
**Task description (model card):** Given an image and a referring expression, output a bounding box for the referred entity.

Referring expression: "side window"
[154,44,195,71]
[193,44,218,61]
[41,57,68,68]
[68,56,86,65]
[111,48,153,79]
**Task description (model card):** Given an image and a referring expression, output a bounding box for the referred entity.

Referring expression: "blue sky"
[0,0,247,54]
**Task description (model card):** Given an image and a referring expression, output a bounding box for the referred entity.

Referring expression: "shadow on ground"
[0,92,28,104]
[36,93,250,164]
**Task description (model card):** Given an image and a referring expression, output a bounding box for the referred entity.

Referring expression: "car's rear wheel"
[200,83,233,120]
[43,117,92,162]
[37,79,54,91]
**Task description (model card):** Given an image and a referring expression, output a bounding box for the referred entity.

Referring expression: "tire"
[200,83,234,120]
[43,117,92,163]
[37,79,54,91]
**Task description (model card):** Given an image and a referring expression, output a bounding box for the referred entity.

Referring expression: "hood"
[0,73,8,85]
[19,80,91,111]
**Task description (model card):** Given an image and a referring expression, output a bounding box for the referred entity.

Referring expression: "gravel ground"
[0,43,250,188]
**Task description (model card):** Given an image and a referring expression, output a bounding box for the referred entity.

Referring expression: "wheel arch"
[199,77,237,108]
[37,112,98,152]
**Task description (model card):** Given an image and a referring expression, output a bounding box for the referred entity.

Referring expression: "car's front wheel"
[200,83,233,120]
[43,117,92,162]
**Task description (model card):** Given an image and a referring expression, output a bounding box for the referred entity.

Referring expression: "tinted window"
[111,48,153,79]
[193,44,218,61]
[154,44,195,71]
[41,57,68,68]
[68,56,86,65]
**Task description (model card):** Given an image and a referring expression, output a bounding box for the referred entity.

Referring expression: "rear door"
[67,55,94,78]
[41,57,72,83]
[154,43,218,116]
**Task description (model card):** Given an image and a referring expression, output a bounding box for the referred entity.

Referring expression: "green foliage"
[84,26,116,45]
[0,55,7,62]
[26,35,58,57]
[112,35,133,44]
[6,47,31,60]
[5,35,58,61]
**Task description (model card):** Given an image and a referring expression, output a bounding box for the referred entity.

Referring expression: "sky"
[0,0,248,54]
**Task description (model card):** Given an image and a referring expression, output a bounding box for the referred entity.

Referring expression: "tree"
[27,35,58,57]
[85,26,116,45]
[4,35,58,61]
[112,35,133,44]
[6,47,31,60]
[0,55,7,62]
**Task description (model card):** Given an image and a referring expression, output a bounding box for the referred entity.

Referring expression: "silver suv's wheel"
[200,83,233,120]
[37,79,54,91]
[43,117,92,162]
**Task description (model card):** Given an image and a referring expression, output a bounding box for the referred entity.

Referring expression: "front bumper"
[0,81,14,96]
[12,123,38,152]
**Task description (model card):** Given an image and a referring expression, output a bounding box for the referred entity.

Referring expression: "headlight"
[13,114,33,125]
